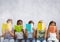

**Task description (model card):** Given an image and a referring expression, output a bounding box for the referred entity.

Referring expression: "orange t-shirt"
[49,26,57,33]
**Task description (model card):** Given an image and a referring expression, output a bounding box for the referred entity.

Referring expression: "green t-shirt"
[14,25,23,32]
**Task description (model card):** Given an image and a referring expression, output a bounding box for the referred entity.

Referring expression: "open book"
[2,23,12,32]
[26,24,33,33]
[37,23,46,31]
[14,25,23,32]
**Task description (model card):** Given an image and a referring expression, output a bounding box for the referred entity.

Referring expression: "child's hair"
[48,21,56,29]
[49,21,56,26]
[28,20,34,25]
[6,19,12,23]
[17,20,23,25]
[38,20,43,23]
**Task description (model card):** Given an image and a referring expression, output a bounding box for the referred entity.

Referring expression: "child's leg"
[0,37,4,42]
[29,38,32,42]
[32,39,36,42]
[48,40,52,42]
[10,39,14,42]
[48,37,52,42]
[54,39,59,42]
[16,39,18,42]
[18,39,22,42]
[3,39,9,42]
[37,39,40,42]
[40,38,45,42]
[43,39,46,42]
[16,39,22,42]
[22,39,25,42]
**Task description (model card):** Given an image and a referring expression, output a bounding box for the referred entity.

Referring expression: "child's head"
[38,20,43,23]
[17,20,23,25]
[49,21,56,27]
[28,20,34,25]
[7,19,12,24]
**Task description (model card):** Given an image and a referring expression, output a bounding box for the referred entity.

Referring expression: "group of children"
[0,19,59,42]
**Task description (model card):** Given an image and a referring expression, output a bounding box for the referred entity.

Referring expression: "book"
[2,23,12,32]
[26,24,33,33]
[38,22,46,31]
[49,26,57,33]
[14,25,23,32]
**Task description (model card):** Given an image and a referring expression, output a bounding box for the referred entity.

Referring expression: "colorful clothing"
[48,26,58,42]
[37,30,45,39]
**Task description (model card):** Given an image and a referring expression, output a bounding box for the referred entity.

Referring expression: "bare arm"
[56,29,59,39]
[46,29,49,39]
[44,28,47,39]
[0,32,6,38]
[9,31,15,37]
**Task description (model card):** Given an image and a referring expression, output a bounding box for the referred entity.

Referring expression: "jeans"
[3,39,14,42]
[37,38,46,42]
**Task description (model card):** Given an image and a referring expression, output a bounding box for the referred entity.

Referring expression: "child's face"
[18,21,23,25]
[7,21,12,24]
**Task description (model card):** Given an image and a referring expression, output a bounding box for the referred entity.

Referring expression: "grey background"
[0,0,60,35]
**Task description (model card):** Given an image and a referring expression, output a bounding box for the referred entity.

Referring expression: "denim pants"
[3,39,14,42]
[37,38,46,42]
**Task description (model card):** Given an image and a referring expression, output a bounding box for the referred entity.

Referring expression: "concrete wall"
[0,0,60,35]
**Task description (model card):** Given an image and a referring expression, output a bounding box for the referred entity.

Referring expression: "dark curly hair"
[28,20,34,25]
[17,20,23,25]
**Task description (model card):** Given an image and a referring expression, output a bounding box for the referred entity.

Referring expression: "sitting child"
[0,19,15,42]
[14,20,24,42]
[37,20,47,42]
[25,20,35,42]
[47,21,59,42]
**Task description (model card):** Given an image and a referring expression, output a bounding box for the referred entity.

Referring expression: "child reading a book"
[47,21,59,42]
[37,20,47,42]
[25,20,35,42]
[0,19,15,42]
[14,20,24,42]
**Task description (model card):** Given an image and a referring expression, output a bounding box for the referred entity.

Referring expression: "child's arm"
[0,32,6,38]
[46,28,49,39]
[56,28,59,39]
[9,29,17,38]
[25,29,28,38]
[36,28,39,38]
[22,29,24,33]
[33,28,37,38]
[44,28,47,39]
[14,30,17,39]
[9,31,15,37]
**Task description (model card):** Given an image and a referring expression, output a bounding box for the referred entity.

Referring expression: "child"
[37,20,47,42]
[25,20,35,42]
[0,19,15,42]
[47,21,59,42]
[14,20,24,42]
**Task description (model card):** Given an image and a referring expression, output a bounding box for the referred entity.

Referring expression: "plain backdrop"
[0,0,60,35]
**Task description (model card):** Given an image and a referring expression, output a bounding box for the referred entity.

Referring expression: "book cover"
[26,24,33,33]
[38,23,46,31]
[14,25,23,32]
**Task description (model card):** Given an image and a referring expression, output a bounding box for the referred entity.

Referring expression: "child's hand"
[8,27,12,32]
